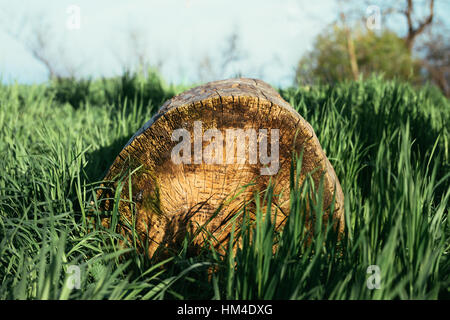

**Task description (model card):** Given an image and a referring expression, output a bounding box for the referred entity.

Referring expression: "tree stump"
[97,78,344,258]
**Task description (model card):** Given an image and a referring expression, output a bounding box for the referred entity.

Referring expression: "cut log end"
[97,78,344,258]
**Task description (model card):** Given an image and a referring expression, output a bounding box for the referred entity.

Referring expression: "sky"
[0,0,447,87]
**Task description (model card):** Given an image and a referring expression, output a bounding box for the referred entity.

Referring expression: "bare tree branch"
[404,0,434,51]
[1,8,81,79]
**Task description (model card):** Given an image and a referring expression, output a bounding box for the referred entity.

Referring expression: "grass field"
[0,73,448,299]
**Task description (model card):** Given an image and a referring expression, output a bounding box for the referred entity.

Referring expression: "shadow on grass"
[84,136,131,183]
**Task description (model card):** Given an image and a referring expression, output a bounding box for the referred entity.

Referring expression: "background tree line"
[296,0,449,97]
[1,0,448,97]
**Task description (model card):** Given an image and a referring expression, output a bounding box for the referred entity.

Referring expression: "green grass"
[0,74,448,299]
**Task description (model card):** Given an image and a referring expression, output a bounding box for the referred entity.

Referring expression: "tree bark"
[340,12,359,81]
[97,78,345,258]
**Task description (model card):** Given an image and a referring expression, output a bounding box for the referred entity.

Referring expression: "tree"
[419,32,450,96]
[296,0,449,96]
[296,25,421,85]
[0,8,82,79]
[404,0,435,52]
[196,29,246,82]
[111,24,164,77]
[338,0,436,52]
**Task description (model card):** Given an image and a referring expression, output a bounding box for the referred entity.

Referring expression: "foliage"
[296,26,422,85]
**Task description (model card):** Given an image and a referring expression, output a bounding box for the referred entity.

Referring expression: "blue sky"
[0,0,447,87]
